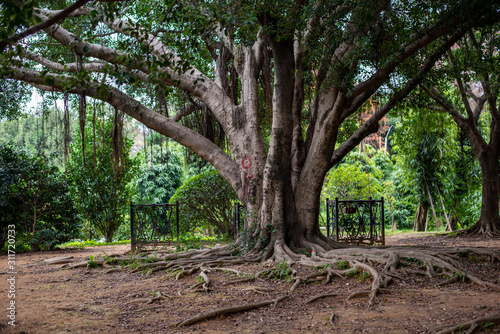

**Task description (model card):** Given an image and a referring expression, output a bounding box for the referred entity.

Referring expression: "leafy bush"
[66,116,139,242]
[0,143,79,251]
[170,170,238,238]
[322,163,381,201]
[55,239,130,249]
[135,150,183,204]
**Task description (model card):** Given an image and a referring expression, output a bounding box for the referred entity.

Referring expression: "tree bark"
[472,147,500,234]
[426,180,440,231]
[436,187,452,231]
[5,0,495,256]
[414,202,429,232]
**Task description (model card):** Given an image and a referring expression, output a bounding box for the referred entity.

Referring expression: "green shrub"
[66,116,139,242]
[170,170,238,238]
[0,143,79,251]
[135,151,183,204]
[322,164,381,201]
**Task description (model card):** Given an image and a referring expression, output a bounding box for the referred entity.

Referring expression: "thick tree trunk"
[449,213,460,231]
[105,229,113,243]
[471,149,500,234]
[414,202,429,232]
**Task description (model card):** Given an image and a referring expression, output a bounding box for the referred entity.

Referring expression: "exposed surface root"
[127,291,173,305]
[241,286,274,294]
[59,241,500,310]
[432,313,500,333]
[102,268,122,274]
[305,293,339,304]
[176,295,288,327]
[328,312,336,329]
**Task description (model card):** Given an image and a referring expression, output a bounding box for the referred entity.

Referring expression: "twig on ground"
[329,312,336,328]
[305,293,339,304]
[432,313,500,334]
[176,295,288,327]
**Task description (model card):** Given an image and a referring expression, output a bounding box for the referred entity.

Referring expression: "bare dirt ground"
[1,232,499,334]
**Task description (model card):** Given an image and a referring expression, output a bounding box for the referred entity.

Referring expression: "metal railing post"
[176,201,180,243]
[381,197,385,245]
[335,198,339,242]
[369,197,373,242]
[326,198,330,238]
[130,201,134,251]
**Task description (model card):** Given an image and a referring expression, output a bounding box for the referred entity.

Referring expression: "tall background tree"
[66,109,139,242]
[419,25,500,235]
[1,0,500,261]
[391,109,458,231]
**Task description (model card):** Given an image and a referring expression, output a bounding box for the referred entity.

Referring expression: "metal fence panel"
[130,202,179,251]
[326,198,385,245]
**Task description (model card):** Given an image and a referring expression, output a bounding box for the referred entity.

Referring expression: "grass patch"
[55,239,130,249]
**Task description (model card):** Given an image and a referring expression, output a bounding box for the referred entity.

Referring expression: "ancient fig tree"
[2,0,500,273]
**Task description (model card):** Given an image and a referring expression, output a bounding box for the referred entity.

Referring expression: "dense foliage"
[171,170,238,238]
[66,113,139,242]
[0,143,79,250]
[135,149,183,205]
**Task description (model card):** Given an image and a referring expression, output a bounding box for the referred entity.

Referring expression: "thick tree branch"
[0,0,93,51]
[37,16,238,138]
[21,49,151,84]
[420,85,462,118]
[6,66,243,196]
[467,30,500,122]
[90,8,238,134]
[422,85,488,152]
[172,102,203,122]
[22,50,108,72]
[348,5,494,109]
[447,49,475,120]
[331,27,467,165]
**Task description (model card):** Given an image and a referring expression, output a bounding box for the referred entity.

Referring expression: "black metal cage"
[130,202,179,251]
[326,197,385,245]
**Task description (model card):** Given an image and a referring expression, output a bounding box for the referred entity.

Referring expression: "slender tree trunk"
[105,229,113,243]
[437,187,452,231]
[426,180,440,231]
[93,99,97,166]
[63,93,70,162]
[389,201,396,232]
[425,205,430,231]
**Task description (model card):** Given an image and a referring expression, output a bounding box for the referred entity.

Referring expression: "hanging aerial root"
[432,313,500,334]
[176,295,288,327]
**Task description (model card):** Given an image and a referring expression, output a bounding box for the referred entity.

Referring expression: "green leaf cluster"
[66,114,139,242]
[170,170,238,238]
[0,142,79,251]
